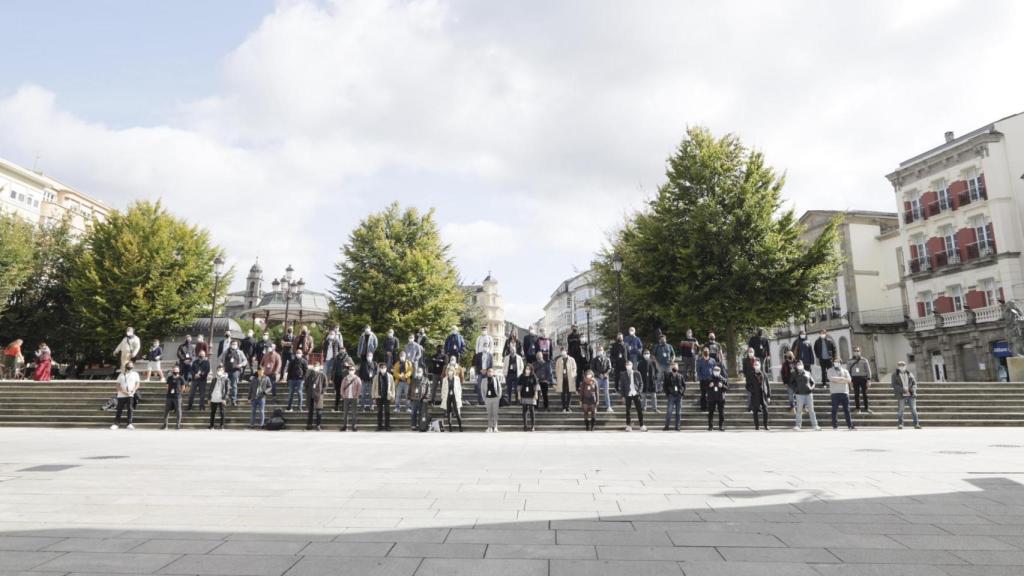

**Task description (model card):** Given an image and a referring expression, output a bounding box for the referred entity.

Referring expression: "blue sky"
[1,0,1022,326]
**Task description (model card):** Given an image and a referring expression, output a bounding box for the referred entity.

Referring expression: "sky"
[1,0,1022,326]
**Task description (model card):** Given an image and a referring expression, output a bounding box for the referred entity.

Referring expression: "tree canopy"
[592,126,841,374]
[0,213,36,318]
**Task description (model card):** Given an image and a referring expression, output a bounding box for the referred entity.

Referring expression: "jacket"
[430,352,447,376]
[209,375,228,404]
[534,359,553,384]
[145,345,162,362]
[392,360,414,382]
[372,372,396,401]
[781,360,797,390]
[638,357,657,392]
[747,372,771,408]
[482,376,502,400]
[504,353,524,381]
[339,373,362,400]
[357,331,378,360]
[176,342,195,364]
[475,333,494,355]
[696,356,718,381]
[891,370,917,398]
[503,336,522,357]
[663,370,686,397]
[579,379,598,405]
[518,373,538,404]
[590,354,611,378]
[623,334,643,360]
[618,368,643,397]
[295,332,314,356]
[792,370,816,395]
[260,351,282,379]
[553,354,578,392]
[114,335,141,367]
[249,375,272,401]
[567,332,584,362]
[847,356,872,380]
[286,356,308,381]
[522,333,539,360]
[440,375,462,412]
[240,336,256,359]
[444,332,465,356]
[410,375,430,401]
[827,365,852,395]
[609,341,627,372]
[813,336,837,363]
[404,341,424,367]
[165,374,185,397]
[707,375,728,403]
[304,369,328,409]
[192,358,210,382]
[220,348,247,373]
[653,342,675,370]
[329,350,354,385]
[747,335,769,360]
[382,335,400,361]
[792,338,815,366]
[322,335,343,363]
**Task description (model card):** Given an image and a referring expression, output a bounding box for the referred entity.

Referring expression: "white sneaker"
[792,426,800,431]
[624,426,632,432]
[126,424,135,430]
[640,425,648,432]
[486,427,492,433]
[494,427,499,433]
[606,407,614,413]
[110,424,118,430]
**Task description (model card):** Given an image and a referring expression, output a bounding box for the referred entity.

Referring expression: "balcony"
[933,249,961,269]
[914,315,937,332]
[908,256,932,274]
[941,309,969,328]
[974,304,1002,324]
[958,187,988,207]
[903,207,924,225]
[925,198,951,218]
[965,240,996,261]
[857,306,909,326]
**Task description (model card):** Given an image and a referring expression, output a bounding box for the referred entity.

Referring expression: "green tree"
[0,213,36,317]
[592,127,841,375]
[0,217,81,359]
[69,201,228,361]
[331,203,464,351]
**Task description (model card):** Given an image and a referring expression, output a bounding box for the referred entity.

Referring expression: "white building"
[769,210,911,382]
[541,270,605,352]
[465,273,507,368]
[0,156,109,234]
[886,113,1024,381]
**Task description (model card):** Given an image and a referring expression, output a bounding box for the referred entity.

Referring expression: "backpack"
[266,409,286,430]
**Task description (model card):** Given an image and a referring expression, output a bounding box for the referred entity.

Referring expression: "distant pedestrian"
[208,367,228,430]
[187,350,210,411]
[111,361,140,430]
[792,362,821,431]
[891,360,921,430]
[518,364,538,431]
[847,346,873,413]
[144,340,163,381]
[579,369,598,431]
[33,342,52,381]
[338,364,361,431]
[304,363,328,431]
[285,349,308,412]
[482,367,502,432]
[249,367,272,429]
[113,327,141,373]
[554,346,577,413]
[533,351,552,411]
[707,365,728,431]
[589,345,613,412]
[373,361,395,431]
[814,329,837,384]
[662,361,685,431]
[638,349,658,413]
[440,364,463,432]
[619,360,646,432]
[161,365,185,430]
[748,360,771,431]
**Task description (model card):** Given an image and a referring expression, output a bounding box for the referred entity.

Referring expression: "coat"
[339,374,362,400]
[747,335,770,360]
[371,372,396,401]
[792,370,816,395]
[209,375,228,404]
[504,353,524,381]
[696,356,718,381]
[589,354,611,378]
[653,342,675,370]
[295,332,314,356]
[440,375,462,412]
[481,376,502,400]
[522,333,539,360]
[329,350,354,385]
[534,359,553,384]
[357,331,378,360]
[813,336,837,363]
[518,373,538,405]
[847,356,872,380]
[609,341,627,372]
[114,335,141,369]
[444,332,465,357]
[623,334,643,361]
[891,370,917,398]
[707,376,729,403]
[304,370,328,410]
[663,370,686,397]
[618,368,643,397]
[747,372,771,409]
[792,338,815,366]
[392,360,414,382]
[475,334,494,355]
[579,379,598,406]
[638,357,658,393]
[249,375,272,401]
[553,354,577,392]
[260,351,282,379]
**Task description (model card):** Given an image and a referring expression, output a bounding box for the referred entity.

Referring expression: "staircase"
[0,378,1022,430]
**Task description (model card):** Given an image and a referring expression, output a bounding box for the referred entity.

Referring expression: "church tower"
[246,259,263,310]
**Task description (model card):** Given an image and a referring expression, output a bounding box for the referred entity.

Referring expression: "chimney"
[944,131,955,143]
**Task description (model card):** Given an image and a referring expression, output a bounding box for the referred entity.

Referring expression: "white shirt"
[827,365,852,395]
[116,371,140,398]
[475,334,494,354]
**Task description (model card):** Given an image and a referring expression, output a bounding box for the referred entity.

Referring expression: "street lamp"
[280,266,305,331]
[209,256,225,349]
[612,253,623,334]
[583,299,592,363]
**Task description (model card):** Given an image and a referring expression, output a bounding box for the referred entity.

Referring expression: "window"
[966,169,986,200]
[918,291,934,317]
[981,279,999,306]
[947,285,964,311]
[8,190,15,199]
[17,193,24,202]
[937,181,951,211]
[909,193,922,220]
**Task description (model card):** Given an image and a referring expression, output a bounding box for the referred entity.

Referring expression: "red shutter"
[934,296,954,314]
[987,223,996,251]
[926,236,945,268]
[949,180,967,209]
[965,290,986,309]
[955,227,976,261]
[909,244,919,259]
[999,287,1005,301]
[980,173,987,190]
[917,302,926,317]
[920,191,938,219]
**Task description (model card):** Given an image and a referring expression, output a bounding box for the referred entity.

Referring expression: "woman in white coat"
[440,364,463,432]
[481,367,502,432]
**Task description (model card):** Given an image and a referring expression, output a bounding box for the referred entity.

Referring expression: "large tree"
[0,213,36,317]
[69,201,227,360]
[592,127,841,375]
[331,203,465,348]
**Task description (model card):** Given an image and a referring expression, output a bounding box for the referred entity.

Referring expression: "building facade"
[465,273,507,368]
[225,262,331,327]
[886,113,1024,382]
[0,156,109,234]
[541,270,605,355]
[769,210,912,382]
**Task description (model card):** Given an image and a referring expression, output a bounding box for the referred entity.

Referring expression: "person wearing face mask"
[285,349,308,412]
[679,329,700,382]
[696,346,718,411]
[504,330,523,357]
[473,336,493,406]
[890,360,921,430]
[780,350,798,414]
[653,334,675,382]
[579,370,598,430]
[416,328,430,350]
[705,332,723,364]
[826,356,855,430]
[329,341,354,412]
[610,333,627,388]
[338,364,361,431]
[240,329,257,375]
[144,339,164,382]
[220,340,248,406]
[357,325,378,365]
[638,349,659,413]
[567,326,587,386]
[382,328,400,367]
[430,345,447,404]
[176,335,196,383]
[358,357,377,411]
[554,346,578,413]
[255,332,272,365]
[476,326,494,356]
[813,329,837,385]
[405,334,424,372]
[747,329,770,366]
[280,325,295,378]
[444,326,466,362]
[792,331,815,375]
[536,328,552,362]
[208,366,229,430]
[322,327,343,378]
[248,366,273,429]
[618,360,647,432]
[440,364,463,432]
[304,363,328,431]
[504,343,524,404]
[747,359,771,431]
[194,334,209,358]
[518,363,538,431]
[187,350,210,411]
[847,346,873,414]
[589,345,613,412]
[111,362,140,430]
[522,326,539,361]
[392,351,414,412]
[161,365,185,430]
[482,367,502,432]
[533,351,553,411]
[624,327,643,366]
[792,361,821,431]
[259,343,282,397]
[409,366,430,431]
[113,327,141,373]
[373,361,396,431]
[707,365,729,431]
[742,347,759,412]
[217,330,233,359]
[662,361,686,431]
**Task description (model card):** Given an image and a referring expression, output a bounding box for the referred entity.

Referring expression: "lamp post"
[208,256,225,349]
[279,265,305,331]
[612,253,623,334]
[583,299,592,363]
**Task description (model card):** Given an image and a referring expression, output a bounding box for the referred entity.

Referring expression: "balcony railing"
[857,306,908,326]
[933,249,961,269]
[965,240,996,261]
[925,198,952,217]
[974,304,1002,324]
[942,309,969,328]
[914,315,937,332]
[908,256,931,274]
[903,207,924,224]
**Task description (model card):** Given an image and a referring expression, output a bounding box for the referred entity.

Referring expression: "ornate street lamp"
[280,266,305,331]
[208,256,225,348]
[612,253,623,334]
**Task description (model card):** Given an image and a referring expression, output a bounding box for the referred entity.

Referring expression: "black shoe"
[674,427,680,431]
[707,426,713,431]
[662,426,670,431]
[718,426,725,431]
[316,426,322,431]
[340,426,347,432]
[160,425,167,430]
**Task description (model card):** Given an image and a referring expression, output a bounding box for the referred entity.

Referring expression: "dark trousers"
[411,399,425,429]
[752,404,768,429]
[430,376,440,404]
[187,378,206,410]
[445,402,462,431]
[852,377,870,410]
[522,404,535,430]
[114,397,134,425]
[820,359,834,384]
[209,402,225,428]
[163,395,182,427]
[377,399,391,430]
[340,398,358,430]
[708,399,725,429]
[699,380,710,410]
[625,395,644,427]
[664,395,682,429]
[831,393,853,429]
[583,405,596,430]
[307,397,322,429]
[506,376,518,403]
[539,383,550,409]
[560,387,571,411]
[179,362,192,382]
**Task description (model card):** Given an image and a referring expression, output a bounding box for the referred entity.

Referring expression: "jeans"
[597,377,611,410]
[410,399,424,428]
[539,383,550,409]
[506,375,518,403]
[852,377,869,410]
[306,397,322,429]
[179,362,192,383]
[699,380,710,410]
[708,399,725,429]
[625,395,644,427]
[445,399,462,431]
[664,395,682,429]
[162,395,182,428]
[560,387,571,411]
[396,381,409,411]
[830,393,852,429]
[644,391,658,412]
[360,378,373,409]
[819,359,833,384]
[228,370,240,404]
[287,378,304,410]
[114,397,134,425]
[188,378,206,410]
[340,398,359,430]
[377,397,392,430]
[522,404,535,430]
[268,375,277,397]
[583,403,596,430]
[485,396,500,429]
[897,396,919,426]
[209,402,225,428]
[787,387,796,409]
[475,377,484,405]
[794,393,819,429]
[250,397,265,427]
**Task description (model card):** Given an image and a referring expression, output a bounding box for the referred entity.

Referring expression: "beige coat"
[371,373,396,402]
[553,354,578,392]
[440,375,463,413]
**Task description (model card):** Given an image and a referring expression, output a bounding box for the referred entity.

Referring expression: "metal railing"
[965,240,996,261]
[908,256,932,274]
[933,249,961,269]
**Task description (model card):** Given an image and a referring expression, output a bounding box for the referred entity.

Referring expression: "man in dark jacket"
[161,366,186,430]
[589,345,613,412]
[330,347,354,412]
[240,330,257,375]
[609,333,627,390]
[220,341,247,406]
[176,335,196,382]
[304,363,328,431]
[813,329,837,384]
[618,360,646,432]
[187,350,210,411]
[567,325,586,386]
[522,326,539,362]
[891,360,920,429]
[678,329,699,382]
[706,332,724,364]
[357,326,378,365]
[637,349,659,413]
[791,331,815,373]
[430,345,447,404]
[748,360,771,431]
[443,326,465,362]
[382,328,400,367]
[286,349,309,412]
[748,329,770,365]
[662,361,686,431]
[848,346,873,413]
[707,366,728,431]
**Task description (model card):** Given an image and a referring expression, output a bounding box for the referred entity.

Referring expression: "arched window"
[838,336,851,360]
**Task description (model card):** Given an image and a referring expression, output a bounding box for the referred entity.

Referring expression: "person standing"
[176,335,195,383]
[329,345,354,412]
[589,345,614,413]
[518,364,538,431]
[322,327,343,378]
[143,340,163,381]
[623,327,643,366]
[338,364,361,431]
[472,346,493,406]
[304,363,328,431]
[216,330,234,360]
[208,367,228,430]
[618,360,646,432]
[382,328,400,367]
[662,361,686,431]
[161,365,185,430]
[372,362,395,431]
[705,332,723,364]
[536,327,552,362]
[554,346,577,413]
[696,347,718,411]
[848,346,873,414]
[409,366,430,431]
[678,329,699,382]
[609,333,627,389]
[415,328,430,351]
[248,367,272,429]
[33,342,52,382]
[813,329,837,384]
[579,370,598,431]
[440,365,463,432]
[220,340,247,406]
[742,347,758,412]
[503,344,524,404]
[792,362,821,431]
[111,362,140,430]
[280,325,295,379]
[780,350,798,413]
[522,326,539,362]
[443,326,465,362]
[827,357,855,430]
[357,326,378,366]
[3,339,22,379]
[707,366,728,431]
[404,333,424,372]
[476,325,494,357]
[748,360,771,431]
[259,343,282,397]
[358,359,377,411]
[638,349,659,413]
[294,326,314,360]
[791,330,814,379]
[653,334,675,382]
[891,360,921,430]
[188,350,210,411]
[503,330,523,358]
[482,367,502,432]
[567,325,586,386]
[748,329,770,367]
[194,334,209,359]
[285,349,308,412]
[533,351,553,411]
[240,330,257,375]
[113,327,141,372]
[392,351,414,412]
[430,345,447,404]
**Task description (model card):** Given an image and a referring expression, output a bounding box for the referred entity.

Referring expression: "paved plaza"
[0,428,1023,575]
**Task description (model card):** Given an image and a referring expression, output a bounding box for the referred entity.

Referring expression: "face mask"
[747,351,754,357]
[643,354,650,360]
[753,364,761,371]
[712,370,721,377]
[126,331,133,337]
[800,334,807,340]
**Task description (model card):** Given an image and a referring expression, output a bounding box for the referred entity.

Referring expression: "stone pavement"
[0,427,1023,575]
